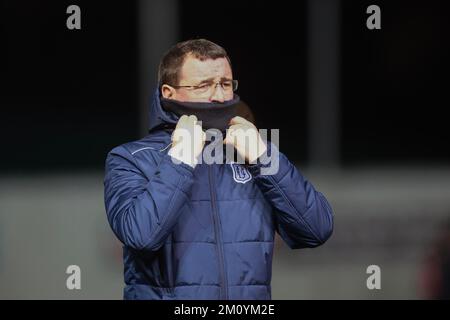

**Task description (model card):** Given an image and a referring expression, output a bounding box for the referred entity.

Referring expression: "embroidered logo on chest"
[230,162,252,184]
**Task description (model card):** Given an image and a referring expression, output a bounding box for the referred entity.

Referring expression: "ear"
[161,84,176,99]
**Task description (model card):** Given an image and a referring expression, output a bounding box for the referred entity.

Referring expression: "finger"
[224,137,237,146]
[229,116,250,126]
[228,124,249,134]
[177,115,189,126]
[188,115,198,124]
[223,130,235,145]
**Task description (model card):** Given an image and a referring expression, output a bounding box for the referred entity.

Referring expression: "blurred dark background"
[341,1,450,165]
[2,0,449,173]
[1,0,450,299]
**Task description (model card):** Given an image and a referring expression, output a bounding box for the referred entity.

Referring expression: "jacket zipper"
[208,165,228,300]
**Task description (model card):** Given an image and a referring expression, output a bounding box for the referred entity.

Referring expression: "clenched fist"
[224,116,267,164]
[168,115,206,168]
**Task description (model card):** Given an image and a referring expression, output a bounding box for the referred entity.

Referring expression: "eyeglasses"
[170,79,238,95]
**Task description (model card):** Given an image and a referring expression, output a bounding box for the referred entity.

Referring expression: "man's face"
[162,55,234,103]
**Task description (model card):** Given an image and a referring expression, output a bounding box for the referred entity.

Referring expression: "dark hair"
[158,39,232,87]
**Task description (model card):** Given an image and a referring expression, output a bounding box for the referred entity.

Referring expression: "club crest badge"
[230,162,252,184]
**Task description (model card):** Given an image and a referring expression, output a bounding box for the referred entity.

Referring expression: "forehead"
[179,55,232,83]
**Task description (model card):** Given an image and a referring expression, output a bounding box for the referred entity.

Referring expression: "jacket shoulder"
[108,131,171,159]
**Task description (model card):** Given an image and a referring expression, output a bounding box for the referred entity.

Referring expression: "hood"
[148,87,179,133]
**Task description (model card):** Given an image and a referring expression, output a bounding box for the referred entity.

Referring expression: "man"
[104,39,334,300]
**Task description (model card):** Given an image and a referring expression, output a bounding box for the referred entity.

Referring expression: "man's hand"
[224,116,267,164]
[168,115,206,168]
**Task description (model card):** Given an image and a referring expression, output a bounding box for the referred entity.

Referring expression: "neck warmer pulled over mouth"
[160,94,241,132]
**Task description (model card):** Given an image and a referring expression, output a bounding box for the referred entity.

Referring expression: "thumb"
[223,131,234,145]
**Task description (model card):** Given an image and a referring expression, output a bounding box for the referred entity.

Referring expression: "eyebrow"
[197,77,232,84]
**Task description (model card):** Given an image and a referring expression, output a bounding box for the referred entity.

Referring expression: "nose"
[210,83,225,103]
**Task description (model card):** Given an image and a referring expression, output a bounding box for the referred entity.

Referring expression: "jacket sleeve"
[103,146,195,251]
[247,143,334,249]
